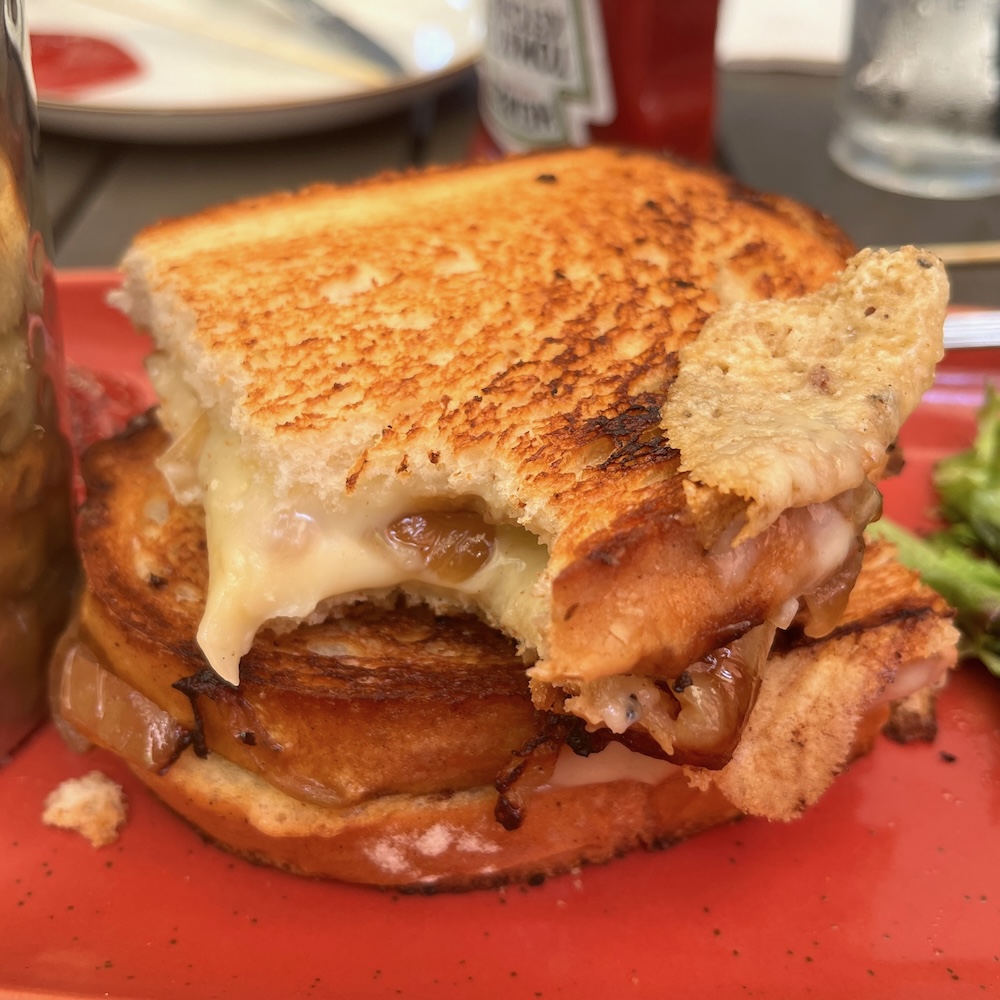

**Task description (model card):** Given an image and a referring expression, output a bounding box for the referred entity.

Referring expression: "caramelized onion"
[797,481,882,638]
[494,715,565,831]
[503,623,775,824]
[563,622,776,770]
[800,537,865,638]
[56,635,185,771]
[382,509,496,583]
[661,622,774,768]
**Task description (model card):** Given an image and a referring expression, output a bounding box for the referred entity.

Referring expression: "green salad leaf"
[935,388,1000,561]
[869,387,1000,677]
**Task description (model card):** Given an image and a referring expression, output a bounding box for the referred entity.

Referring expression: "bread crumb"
[42,771,128,847]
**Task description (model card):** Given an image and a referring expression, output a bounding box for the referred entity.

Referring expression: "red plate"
[3,273,999,999]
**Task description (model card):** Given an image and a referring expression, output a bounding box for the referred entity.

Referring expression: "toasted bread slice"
[52,418,957,888]
[708,538,957,820]
[112,148,947,689]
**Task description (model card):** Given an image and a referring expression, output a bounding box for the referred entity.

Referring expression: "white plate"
[28,0,484,143]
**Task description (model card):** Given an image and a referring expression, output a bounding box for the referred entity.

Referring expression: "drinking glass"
[0,0,77,761]
[829,0,1000,199]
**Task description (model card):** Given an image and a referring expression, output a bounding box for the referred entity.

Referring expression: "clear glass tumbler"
[829,0,1000,200]
[0,0,77,761]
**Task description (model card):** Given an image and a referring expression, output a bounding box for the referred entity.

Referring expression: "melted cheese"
[547,741,677,788]
[157,411,868,684]
[177,418,547,684]
[149,360,872,688]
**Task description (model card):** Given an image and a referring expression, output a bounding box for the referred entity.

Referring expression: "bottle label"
[479,0,616,154]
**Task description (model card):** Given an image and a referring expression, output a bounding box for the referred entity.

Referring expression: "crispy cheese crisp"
[664,247,949,546]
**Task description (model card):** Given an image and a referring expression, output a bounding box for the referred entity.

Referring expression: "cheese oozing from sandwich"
[151,350,878,687]
[144,240,946,691]
[151,355,549,685]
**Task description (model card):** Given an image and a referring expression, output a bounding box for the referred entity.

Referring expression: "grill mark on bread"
[774,604,951,654]
[584,394,678,472]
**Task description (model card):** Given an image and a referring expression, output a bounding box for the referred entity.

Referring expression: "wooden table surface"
[40,69,1000,307]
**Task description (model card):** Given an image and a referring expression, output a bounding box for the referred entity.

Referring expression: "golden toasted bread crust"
[126,750,741,891]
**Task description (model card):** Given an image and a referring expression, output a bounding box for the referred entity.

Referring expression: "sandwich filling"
[151,350,879,691]
[151,358,548,685]
[143,244,946,698]
[60,416,958,874]
[113,152,948,741]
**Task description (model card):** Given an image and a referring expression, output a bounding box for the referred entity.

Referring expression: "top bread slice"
[114,147,948,687]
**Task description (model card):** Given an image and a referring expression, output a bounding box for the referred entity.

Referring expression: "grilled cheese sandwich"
[51,418,957,888]
[111,147,949,757]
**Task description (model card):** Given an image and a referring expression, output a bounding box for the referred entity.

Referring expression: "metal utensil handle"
[277,0,407,78]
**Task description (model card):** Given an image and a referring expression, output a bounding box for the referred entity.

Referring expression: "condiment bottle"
[472,0,720,162]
